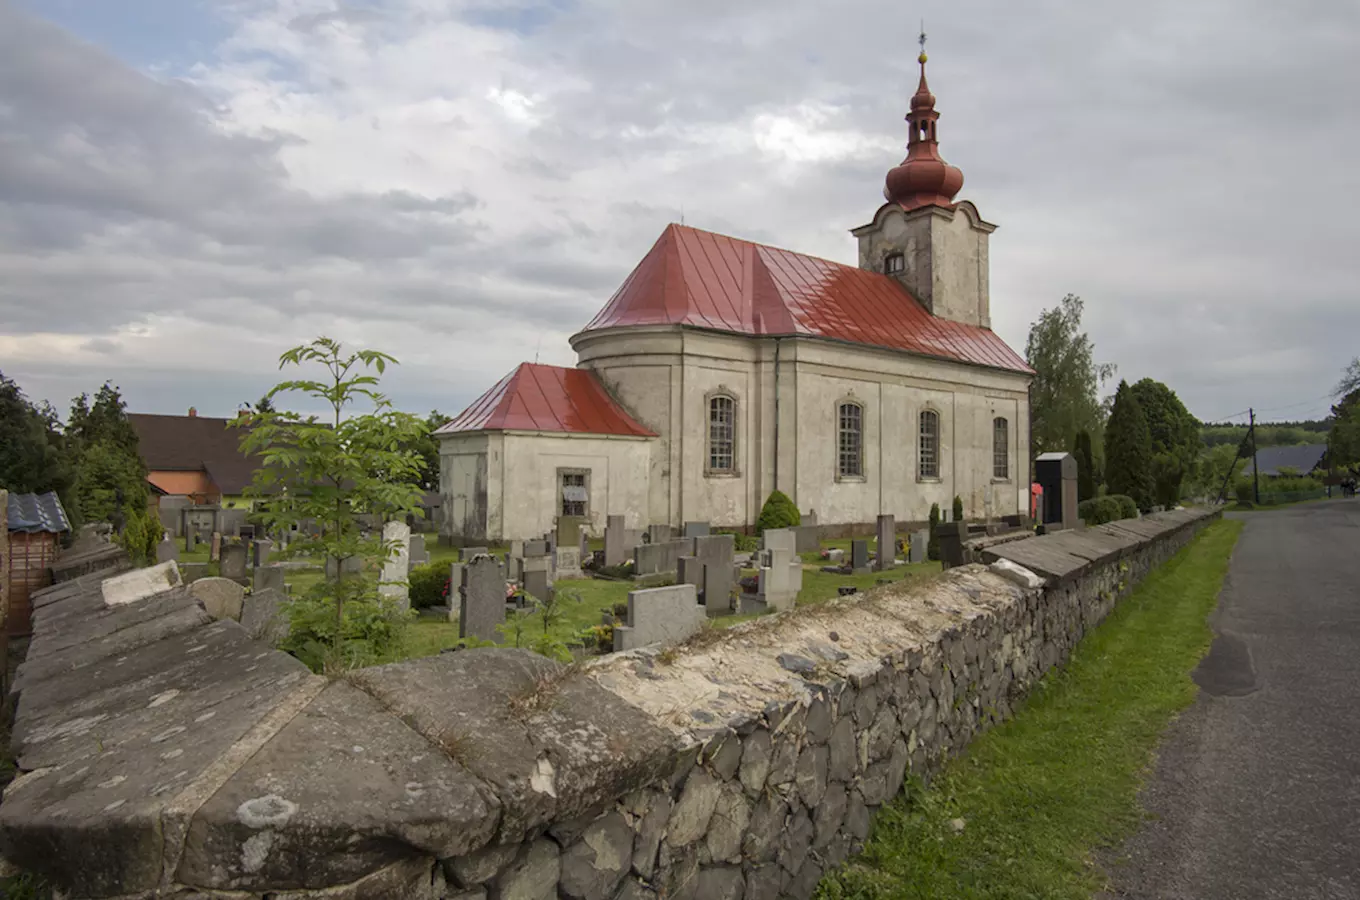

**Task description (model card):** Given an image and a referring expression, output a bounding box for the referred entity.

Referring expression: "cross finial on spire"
[918,21,927,64]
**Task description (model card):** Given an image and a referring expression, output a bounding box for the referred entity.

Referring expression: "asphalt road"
[1104,498,1360,899]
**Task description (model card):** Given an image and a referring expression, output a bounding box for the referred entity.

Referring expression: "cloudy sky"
[2,0,1357,426]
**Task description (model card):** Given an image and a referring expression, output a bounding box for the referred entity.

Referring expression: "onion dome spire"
[883,29,965,211]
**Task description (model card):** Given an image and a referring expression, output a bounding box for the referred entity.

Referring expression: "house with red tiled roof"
[438,55,1033,541]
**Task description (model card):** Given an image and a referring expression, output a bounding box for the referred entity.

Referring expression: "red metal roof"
[437,363,656,437]
[580,224,1032,374]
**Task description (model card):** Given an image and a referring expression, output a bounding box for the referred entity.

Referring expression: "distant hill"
[1200,420,1331,449]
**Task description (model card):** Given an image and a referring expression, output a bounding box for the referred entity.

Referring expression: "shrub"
[716,529,758,552]
[756,490,801,531]
[952,495,964,523]
[280,591,413,672]
[408,561,449,609]
[927,503,941,561]
[1077,496,1121,525]
[1112,494,1139,520]
[116,509,161,567]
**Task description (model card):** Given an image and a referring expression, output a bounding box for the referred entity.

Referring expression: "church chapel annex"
[437,50,1033,543]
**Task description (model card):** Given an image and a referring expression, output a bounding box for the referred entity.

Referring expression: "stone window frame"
[835,397,866,482]
[992,416,1011,481]
[918,407,942,482]
[885,252,905,275]
[557,467,590,518]
[704,388,741,478]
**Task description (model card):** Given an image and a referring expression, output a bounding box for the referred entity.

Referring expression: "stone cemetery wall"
[0,508,1219,899]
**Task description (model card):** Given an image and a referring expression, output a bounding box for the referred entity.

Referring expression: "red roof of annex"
[436,363,655,437]
[579,224,1031,374]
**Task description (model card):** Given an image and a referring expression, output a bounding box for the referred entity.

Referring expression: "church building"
[437,53,1033,542]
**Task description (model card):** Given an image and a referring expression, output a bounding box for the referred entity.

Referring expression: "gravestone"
[522,555,552,603]
[677,556,704,591]
[875,515,896,571]
[156,539,178,565]
[935,522,967,569]
[460,546,489,562]
[180,562,209,584]
[645,524,674,545]
[826,548,845,563]
[793,524,820,554]
[459,556,505,642]
[633,539,694,577]
[850,539,870,575]
[695,534,736,617]
[189,577,245,622]
[553,546,583,580]
[251,539,272,569]
[379,521,411,610]
[802,510,818,526]
[220,541,249,584]
[556,516,585,552]
[445,563,466,623]
[1035,452,1079,532]
[683,521,711,538]
[522,540,547,559]
[252,564,285,594]
[604,515,629,567]
[241,587,289,646]
[756,546,802,613]
[910,528,929,564]
[613,584,706,651]
[408,535,429,569]
[761,528,797,555]
[210,532,222,562]
[324,555,364,579]
[183,530,196,553]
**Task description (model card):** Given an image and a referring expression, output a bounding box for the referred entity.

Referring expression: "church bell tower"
[851,35,995,329]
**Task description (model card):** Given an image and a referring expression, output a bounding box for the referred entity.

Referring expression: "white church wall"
[676,335,761,529]
[498,432,653,541]
[438,432,496,543]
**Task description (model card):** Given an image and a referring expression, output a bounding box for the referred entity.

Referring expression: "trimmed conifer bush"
[756,490,801,531]
[952,495,964,523]
[1073,430,1097,502]
[927,502,941,561]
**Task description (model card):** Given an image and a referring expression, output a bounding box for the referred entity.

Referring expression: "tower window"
[885,253,905,274]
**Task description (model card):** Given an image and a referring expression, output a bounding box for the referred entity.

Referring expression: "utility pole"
[1249,407,1260,505]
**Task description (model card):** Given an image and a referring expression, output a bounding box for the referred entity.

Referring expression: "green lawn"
[815,518,1243,900]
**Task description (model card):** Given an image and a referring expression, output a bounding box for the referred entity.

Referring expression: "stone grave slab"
[180,562,210,584]
[793,524,820,554]
[983,539,1088,584]
[909,529,928,564]
[875,515,895,570]
[219,541,248,583]
[461,545,490,562]
[677,555,704,590]
[252,564,285,594]
[189,577,246,622]
[251,539,272,568]
[762,528,797,555]
[522,555,552,604]
[553,546,583,580]
[633,539,694,576]
[460,556,505,641]
[240,587,290,645]
[757,547,801,613]
[613,584,706,651]
[604,515,628,567]
[379,520,411,610]
[683,521,711,538]
[210,531,221,562]
[521,540,546,558]
[850,539,870,575]
[408,534,429,568]
[155,539,178,564]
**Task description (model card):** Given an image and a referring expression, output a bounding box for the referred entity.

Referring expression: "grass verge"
[816,518,1243,900]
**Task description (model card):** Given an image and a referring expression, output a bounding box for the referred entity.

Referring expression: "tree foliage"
[1326,389,1360,472]
[67,383,147,526]
[1104,380,1155,510]
[1129,379,1200,508]
[0,372,76,512]
[238,337,427,670]
[1025,294,1116,458]
[1199,421,1329,449]
[1071,430,1097,502]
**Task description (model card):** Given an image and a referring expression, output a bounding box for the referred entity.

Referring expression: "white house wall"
[498,433,652,541]
[438,432,497,542]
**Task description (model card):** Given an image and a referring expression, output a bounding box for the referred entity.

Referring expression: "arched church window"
[919,410,940,479]
[838,402,863,478]
[708,395,736,473]
[885,253,905,274]
[993,417,1009,479]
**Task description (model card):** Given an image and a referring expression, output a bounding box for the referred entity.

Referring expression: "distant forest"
[1199,420,1331,449]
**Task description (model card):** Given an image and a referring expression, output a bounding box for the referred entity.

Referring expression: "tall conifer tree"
[1104,380,1155,510]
